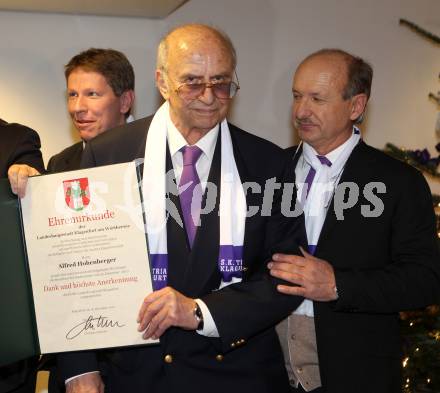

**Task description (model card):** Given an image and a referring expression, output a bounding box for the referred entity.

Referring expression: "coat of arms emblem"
[63,178,90,211]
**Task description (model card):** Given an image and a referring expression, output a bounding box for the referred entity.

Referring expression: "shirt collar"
[303,126,360,166]
[166,109,219,160]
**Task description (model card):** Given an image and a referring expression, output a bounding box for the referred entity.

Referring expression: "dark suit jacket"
[0,119,43,392]
[287,141,440,393]
[57,117,307,393]
[0,119,44,178]
[47,141,83,173]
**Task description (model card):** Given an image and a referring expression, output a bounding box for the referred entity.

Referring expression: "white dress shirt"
[294,129,361,317]
[166,116,218,190]
[166,114,220,337]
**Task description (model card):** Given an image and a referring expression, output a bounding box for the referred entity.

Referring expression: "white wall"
[0,11,163,164]
[165,0,440,193]
[1,0,439,181]
[166,0,440,151]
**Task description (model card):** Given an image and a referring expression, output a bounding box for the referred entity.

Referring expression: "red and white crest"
[63,178,90,211]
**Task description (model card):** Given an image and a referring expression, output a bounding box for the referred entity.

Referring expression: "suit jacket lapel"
[228,126,262,268]
[68,143,83,170]
[165,144,191,293]
[59,142,83,172]
[290,143,303,169]
[316,141,372,252]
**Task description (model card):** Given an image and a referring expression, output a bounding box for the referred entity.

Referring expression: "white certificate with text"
[20,162,157,353]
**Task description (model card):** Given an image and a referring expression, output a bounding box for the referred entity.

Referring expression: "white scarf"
[142,102,247,289]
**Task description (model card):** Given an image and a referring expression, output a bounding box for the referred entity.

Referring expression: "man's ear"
[119,90,135,115]
[156,69,170,100]
[350,93,368,122]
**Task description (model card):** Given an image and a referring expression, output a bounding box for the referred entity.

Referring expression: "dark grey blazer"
[47,141,83,173]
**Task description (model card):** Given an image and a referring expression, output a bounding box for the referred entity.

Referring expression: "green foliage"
[401,307,440,393]
[399,19,440,45]
[397,18,440,393]
[384,143,440,179]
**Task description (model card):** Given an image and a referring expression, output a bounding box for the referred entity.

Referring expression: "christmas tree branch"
[399,19,440,45]
[429,92,440,106]
[384,143,440,179]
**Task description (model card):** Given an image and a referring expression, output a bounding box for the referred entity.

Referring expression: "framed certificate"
[0,162,156,366]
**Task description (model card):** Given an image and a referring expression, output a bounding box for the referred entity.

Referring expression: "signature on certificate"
[66,315,125,339]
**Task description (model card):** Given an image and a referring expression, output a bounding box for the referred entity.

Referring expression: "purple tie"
[303,155,332,199]
[304,155,332,255]
[179,145,203,248]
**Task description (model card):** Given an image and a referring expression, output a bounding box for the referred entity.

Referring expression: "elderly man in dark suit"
[0,118,44,393]
[270,49,440,393]
[55,24,306,393]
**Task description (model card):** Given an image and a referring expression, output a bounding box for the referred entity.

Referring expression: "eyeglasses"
[175,73,240,100]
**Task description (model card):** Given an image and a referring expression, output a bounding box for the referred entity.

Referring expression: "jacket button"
[216,354,224,362]
[231,343,236,348]
[164,354,173,363]
[239,339,245,344]
[242,267,248,272]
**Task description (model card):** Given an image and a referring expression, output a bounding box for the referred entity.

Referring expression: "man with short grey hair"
[270,49,440,393]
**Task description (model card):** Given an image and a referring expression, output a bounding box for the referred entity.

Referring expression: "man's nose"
[197,84,216,105]
[294,98,311,119]
[73,95,87,112]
